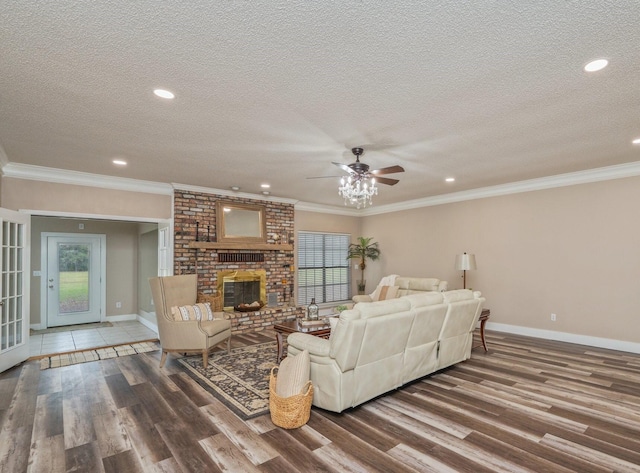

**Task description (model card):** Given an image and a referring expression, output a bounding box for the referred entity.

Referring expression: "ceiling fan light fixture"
[338,174,377,209]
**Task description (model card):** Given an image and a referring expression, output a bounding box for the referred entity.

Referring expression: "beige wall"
[30,217,141,326]
[361,176,640,344]
[1,178,171,219]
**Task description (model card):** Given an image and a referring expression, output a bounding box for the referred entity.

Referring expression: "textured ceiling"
[1,1,639,208]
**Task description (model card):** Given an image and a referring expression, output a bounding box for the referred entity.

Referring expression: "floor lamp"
[455,252,476,289]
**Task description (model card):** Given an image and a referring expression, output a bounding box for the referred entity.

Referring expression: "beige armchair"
[149,274,231,368]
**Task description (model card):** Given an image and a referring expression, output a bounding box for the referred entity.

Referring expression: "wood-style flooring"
[1,329,639,472]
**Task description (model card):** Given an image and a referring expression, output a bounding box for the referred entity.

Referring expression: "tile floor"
[29,320,158,358]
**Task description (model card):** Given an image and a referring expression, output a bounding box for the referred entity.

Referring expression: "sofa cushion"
[171,303,214,321]
[355,298,411,319]
[396,277,441,292]
[404,292,444,308]
[328,316,339,339]
[371,285,399,301]
[200,318,231,336]
[442,289,474,303]
[276,349,310,397]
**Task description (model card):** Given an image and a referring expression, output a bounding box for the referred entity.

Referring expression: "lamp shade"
[455,252,477,271]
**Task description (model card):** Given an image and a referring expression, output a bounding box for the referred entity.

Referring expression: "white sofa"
[353,276,448,303]
[287,289,485,413]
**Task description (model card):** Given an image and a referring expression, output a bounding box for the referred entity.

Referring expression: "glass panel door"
[46,234,104,327]
[0,208,29,374]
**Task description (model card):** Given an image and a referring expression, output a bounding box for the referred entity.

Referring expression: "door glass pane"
[1,325,6,350]
[16,320,22,345]
[58,243,90,313]
[8,322,14,347]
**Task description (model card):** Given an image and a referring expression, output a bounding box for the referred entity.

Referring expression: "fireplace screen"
[217,270,267,310]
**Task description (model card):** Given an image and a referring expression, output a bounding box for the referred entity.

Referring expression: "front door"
[45,234,105,327]
[0,208,30,374]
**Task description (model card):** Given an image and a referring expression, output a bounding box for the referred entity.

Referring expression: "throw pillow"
[276,349,310,397]
[197,292,223,312]
[170,303,214,321]
[371,285,400,301]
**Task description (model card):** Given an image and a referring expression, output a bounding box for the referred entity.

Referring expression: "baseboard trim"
[137,311,158,334]
[30,323,44,331]
[487,322,640,355]
[105,314,137,322]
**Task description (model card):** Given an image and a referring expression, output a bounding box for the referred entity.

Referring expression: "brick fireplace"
[173,189,304,333]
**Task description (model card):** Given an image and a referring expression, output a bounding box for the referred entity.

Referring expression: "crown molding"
[360,160,640,216]
[4,160,640,215]
[294,200,362,216]
[2,163,173,195]
[172,183,299,205]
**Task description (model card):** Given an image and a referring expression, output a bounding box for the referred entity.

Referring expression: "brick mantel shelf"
[188,242,293,251]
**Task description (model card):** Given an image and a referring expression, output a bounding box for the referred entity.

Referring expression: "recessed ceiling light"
[445,177,455,182]
[262,191,270,195]
[632,138,640,145]
[112,159,127,166]
[153,88,175,99]
[261,183,270,188]
[584,59,608,72]
[230,186,240,191]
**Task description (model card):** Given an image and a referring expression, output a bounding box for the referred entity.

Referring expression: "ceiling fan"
[308,147,405,185]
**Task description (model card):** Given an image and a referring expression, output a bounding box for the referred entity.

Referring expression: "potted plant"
[347,236,381,294]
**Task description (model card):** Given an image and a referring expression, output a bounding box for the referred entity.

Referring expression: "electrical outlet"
[551,313,556,322]
[116,301,122,309]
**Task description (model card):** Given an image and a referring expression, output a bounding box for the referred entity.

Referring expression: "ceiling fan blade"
[374,176,400,186]
[371,165,405,175]
[306,175,343,179]
[332,162,353,173]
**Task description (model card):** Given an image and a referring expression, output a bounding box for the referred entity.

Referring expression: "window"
[297,232,350,305]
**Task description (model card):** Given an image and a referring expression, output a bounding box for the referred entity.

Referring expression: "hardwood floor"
[1,329,639,472]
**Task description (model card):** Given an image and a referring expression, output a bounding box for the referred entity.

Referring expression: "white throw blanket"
[370,274,399,297]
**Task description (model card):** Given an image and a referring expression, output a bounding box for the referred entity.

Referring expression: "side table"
[476,308,490,351]
[273,319,332,362]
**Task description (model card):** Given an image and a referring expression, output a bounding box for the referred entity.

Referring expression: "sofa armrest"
[287,332,331,357]
[352,294,373,303]
[438,280,448,292]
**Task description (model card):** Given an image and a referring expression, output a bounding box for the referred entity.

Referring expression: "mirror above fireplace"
[216,201,266,243]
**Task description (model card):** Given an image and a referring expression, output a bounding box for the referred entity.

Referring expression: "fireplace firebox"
[217,270,267,310]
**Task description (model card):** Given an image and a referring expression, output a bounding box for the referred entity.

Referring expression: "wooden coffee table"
[273,319,331,362]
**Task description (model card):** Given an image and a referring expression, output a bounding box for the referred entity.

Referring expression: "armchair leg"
[160,350,168,368]
[226,336,231,354]
[203,350,208,369]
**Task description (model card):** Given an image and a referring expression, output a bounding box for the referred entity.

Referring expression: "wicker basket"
[269,367,313,429]
[197,292,222,312]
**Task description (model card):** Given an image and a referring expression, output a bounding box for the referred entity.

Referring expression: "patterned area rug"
[177,342,278,420]
[39,341,159,370]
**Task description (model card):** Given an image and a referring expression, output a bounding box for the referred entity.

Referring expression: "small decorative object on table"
[334,304,348,314]
[234,301,265,312]
[306,297,319,320]
[299,318,328,327]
